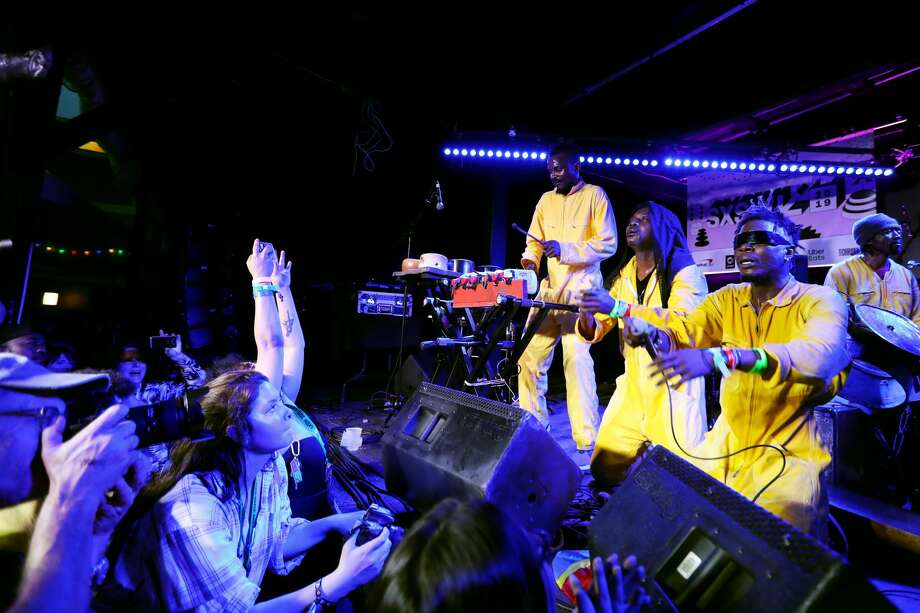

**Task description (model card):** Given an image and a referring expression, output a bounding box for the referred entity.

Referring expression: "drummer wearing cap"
[517,141,618,452]
[608,206,849,535]
[0,353,149,611]
[824,212,920,326]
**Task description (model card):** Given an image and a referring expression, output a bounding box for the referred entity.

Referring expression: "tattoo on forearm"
[278,293,284,302]
[282,313,295,337]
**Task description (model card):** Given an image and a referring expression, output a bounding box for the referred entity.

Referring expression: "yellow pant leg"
[591,373,649,487]
[694,418,829,536]
[517,313,562,428]
[559,312,599,449]
[644,376,707,460]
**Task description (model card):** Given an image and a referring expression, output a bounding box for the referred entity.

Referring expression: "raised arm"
[272,250,305,401]
[247,239,284,390]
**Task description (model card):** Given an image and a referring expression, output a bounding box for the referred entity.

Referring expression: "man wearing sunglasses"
[824,212,920,326]
[610,206,849,535]
[0,353,148,612]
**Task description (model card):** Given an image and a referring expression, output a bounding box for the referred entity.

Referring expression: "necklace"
[289,440,303,490]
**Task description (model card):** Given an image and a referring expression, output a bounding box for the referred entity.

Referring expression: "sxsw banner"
[687,171,877,273]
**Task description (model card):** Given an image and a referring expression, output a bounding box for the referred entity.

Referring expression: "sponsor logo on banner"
[687,172,877,273]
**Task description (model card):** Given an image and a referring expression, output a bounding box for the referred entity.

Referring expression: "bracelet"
[314,576,338,608]
[724,347,737,370]
[608,299,632,319]
[252,284,278,298]
[91,556,110,587]
[751,348,769,374]
[708,348,732,378]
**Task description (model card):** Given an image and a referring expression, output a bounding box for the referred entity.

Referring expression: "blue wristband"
[252,282,279,298]
[708,348,732,378]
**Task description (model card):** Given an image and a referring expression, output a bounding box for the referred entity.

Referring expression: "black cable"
[658,348,786,504]
[382,283,411,409]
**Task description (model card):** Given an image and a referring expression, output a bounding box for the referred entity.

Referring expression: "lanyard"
[237,476,259,574]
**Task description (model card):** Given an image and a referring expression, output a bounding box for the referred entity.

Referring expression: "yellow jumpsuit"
[576,258,709,486]
[632,279,849,534]
[824,254,920,325]
[518,181,618,450]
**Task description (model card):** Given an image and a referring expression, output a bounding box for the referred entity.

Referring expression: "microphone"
[434,180,445,211]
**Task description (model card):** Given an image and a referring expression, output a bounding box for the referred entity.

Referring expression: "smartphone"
[149,335,178,351]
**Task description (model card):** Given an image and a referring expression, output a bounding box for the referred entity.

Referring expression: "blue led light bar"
[442,145,895,176]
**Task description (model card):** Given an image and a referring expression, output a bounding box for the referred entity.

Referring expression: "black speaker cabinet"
[588,445,893,612]
[382,383,581,535]
[814,402,879,490]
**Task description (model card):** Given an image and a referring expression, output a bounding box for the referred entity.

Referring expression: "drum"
[851,304,920,363]
[837,304,920,410]
[419,253,449,270]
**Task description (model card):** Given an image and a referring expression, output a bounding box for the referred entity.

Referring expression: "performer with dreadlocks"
[576,202,708,487]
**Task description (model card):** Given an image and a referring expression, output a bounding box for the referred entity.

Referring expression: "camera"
[149,334,178,351]
[353,504,397,546]
[65,386,212,448]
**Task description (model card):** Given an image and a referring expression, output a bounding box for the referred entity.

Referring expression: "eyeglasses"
[733,230,793,250]
[880,227,903,237]
[0,406,65,427]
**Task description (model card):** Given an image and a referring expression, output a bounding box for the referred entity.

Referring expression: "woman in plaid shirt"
[97,369,391,612]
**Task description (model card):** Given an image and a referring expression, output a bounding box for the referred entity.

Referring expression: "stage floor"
[305,384,920,612]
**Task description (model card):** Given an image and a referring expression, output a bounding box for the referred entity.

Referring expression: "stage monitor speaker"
[395,353,435,398]
[382,382,580,535]
[588,445,893,612]
[814,402,882,490]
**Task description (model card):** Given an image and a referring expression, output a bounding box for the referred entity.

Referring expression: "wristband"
[314,576,338,609]
[751,348,769,374]
[708,348,732,378]
[608,299,632,319]
[252,284,278,298]
[724,347,737,370]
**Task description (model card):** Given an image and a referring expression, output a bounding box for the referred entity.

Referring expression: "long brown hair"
[140,369,268,506]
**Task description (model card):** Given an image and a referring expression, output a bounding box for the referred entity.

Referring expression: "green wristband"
[750,348,768,374]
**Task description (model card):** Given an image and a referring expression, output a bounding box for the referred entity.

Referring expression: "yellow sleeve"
[631,286,727,349]
[823,262,851,300]
[667,264,709,315]
[911,274,920,327]
[763,286,849,384]
[521,196,546,270]
[576,276,621,344]
[558,188,618,265]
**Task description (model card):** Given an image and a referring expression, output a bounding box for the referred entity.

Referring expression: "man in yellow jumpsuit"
[576,202,708,488]
[824,212,920,325]
[518,142,618,451]
[614,206,849,535]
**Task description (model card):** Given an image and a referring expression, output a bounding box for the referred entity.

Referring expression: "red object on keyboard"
[452,275,526,308]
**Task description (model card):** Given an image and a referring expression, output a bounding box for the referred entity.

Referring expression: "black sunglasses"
[733,230,792,250]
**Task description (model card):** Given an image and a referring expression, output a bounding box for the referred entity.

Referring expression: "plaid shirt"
[103,455,307,612]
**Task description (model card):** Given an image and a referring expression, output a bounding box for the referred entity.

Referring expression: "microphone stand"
[386,184,441,411]
[398,185,440,259]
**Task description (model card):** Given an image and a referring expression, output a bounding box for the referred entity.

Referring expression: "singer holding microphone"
[517,142,617,453]
[575,203,708,488]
